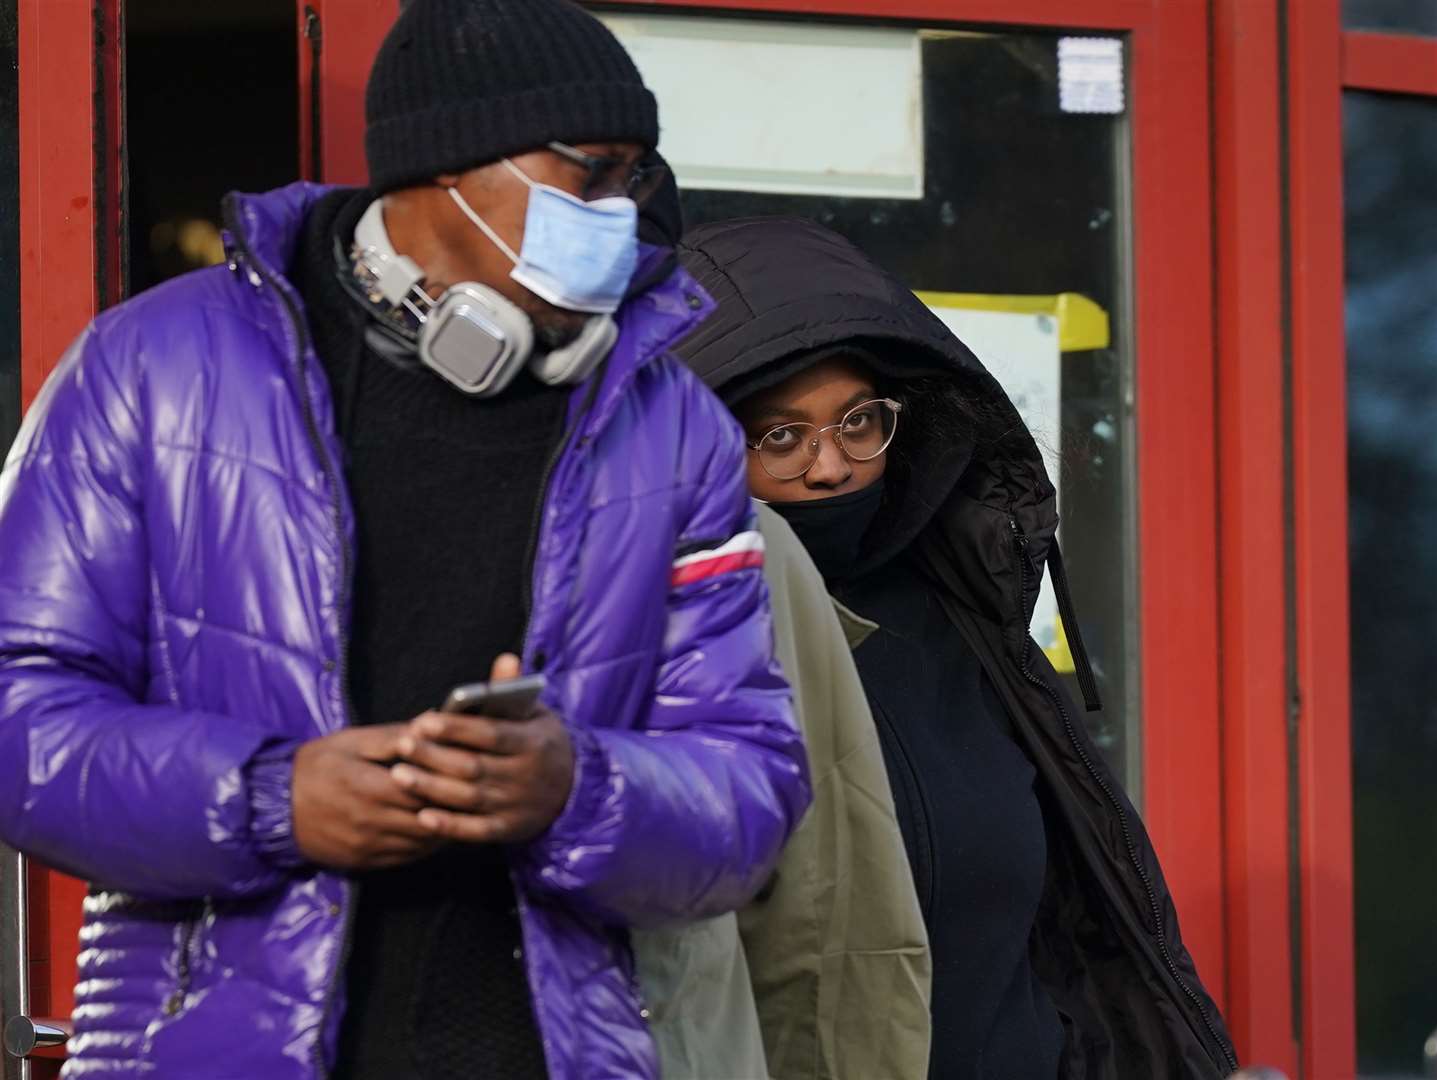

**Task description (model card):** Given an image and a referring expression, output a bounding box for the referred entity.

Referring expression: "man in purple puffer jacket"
[0,2,809,1077]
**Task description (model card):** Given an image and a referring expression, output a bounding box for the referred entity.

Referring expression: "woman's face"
[733,357,889,503]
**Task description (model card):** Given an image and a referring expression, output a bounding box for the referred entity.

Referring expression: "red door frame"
[12,1,1373,1077]
[606,0,1232,1007]
[604,0,1236,1029]
[1210,0,1357,1073]
[1288,3,1355,1075]
[17,0,120,407]
[296,0,399,185]
[14,2,123,1074]
[1342,29,1437,96]
[1211,2,1295,1069]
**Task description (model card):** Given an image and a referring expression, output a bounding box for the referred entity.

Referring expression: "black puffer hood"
[677,216,1058,622]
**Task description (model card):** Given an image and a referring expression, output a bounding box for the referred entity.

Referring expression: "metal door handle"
[3,1016,70,1058]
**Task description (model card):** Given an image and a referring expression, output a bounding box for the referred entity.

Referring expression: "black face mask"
[767,479,886,584]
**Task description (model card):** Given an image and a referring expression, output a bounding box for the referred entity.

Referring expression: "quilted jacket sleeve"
[740,505,932,1079]
[518,375,811,927]
[0,327,302,901]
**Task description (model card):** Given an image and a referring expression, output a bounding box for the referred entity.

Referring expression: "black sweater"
[837,557,1063,1080]
[294,190,565,1080]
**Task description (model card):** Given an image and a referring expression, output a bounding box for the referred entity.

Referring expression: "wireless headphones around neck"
[343,199,616,397]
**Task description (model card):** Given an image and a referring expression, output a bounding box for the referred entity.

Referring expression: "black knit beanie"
[366,0,659,193]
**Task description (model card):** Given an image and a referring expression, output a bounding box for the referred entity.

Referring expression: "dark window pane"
[1,0,17,455]
[125,0,297,294]
[612,15,1140,793]
[1345,89,1437,1077]
[1343,0,1437,35]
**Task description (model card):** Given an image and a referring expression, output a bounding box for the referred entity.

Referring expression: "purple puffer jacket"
[0,182,809,1079]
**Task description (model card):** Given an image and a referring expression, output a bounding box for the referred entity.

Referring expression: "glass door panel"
[125,0,297,293]
[1345,88,1437,1079]
[604,11,1141,793]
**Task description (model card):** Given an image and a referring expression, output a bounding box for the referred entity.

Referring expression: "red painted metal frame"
[297,2,321,183]
[1289,1,1356,1076]
[1342,30,1437,97]
[1211,0,1297,1071]
[23,869,86,1077]
[1211,0,1358,1073]
[1121,2,1228,1014]
[95,0,124,309]
[296,0,399,184]
[18,0,101,406]
[609,0,1229,1006]
[618,0,1154,30]
[16,1,122,1073]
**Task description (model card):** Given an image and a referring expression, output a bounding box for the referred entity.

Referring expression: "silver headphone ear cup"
[418,283,535,396]
[530,316,617,387]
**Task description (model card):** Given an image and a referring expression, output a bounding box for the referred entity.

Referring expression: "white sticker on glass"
[1058,37,1125,115]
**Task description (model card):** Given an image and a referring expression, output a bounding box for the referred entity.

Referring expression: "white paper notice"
[1058,37,1125,115]
[601,14,925,199]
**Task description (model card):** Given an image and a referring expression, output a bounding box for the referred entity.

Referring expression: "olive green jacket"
[634,504,932,1079]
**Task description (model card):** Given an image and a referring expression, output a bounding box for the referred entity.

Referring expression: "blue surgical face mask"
[448,159,639,315]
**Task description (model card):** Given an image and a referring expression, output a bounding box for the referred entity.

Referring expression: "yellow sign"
[913,291,1111,353]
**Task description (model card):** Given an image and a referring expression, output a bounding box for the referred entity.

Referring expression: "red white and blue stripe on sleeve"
[670,531,765,588]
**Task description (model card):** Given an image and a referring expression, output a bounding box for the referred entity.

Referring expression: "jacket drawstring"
[1046,539,1104,712]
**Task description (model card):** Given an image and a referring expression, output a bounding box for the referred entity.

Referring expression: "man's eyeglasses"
[547,142,669,206]
[748,398,903,481]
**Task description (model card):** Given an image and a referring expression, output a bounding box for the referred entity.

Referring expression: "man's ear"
[437,163,505,194]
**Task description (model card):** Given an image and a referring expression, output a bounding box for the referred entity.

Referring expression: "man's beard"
[533,312,587,354]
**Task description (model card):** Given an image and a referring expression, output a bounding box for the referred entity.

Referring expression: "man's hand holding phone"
[291,724,446,870]
[390,653,576,844]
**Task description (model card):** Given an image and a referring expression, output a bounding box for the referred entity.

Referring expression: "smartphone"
[441,673,547,720]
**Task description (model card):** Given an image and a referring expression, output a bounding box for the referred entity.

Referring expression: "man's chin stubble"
[533,311,588,354]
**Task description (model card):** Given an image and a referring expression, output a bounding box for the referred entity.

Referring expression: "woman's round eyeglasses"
[748,398,903,481]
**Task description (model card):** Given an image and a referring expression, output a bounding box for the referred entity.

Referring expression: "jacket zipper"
[505,365,611,1079]
[1009,519,1238,1074]
[162,914,201,1017]
[223,198,356,1080]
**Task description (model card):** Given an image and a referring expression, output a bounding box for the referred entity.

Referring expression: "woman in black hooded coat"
[675,217,1238,1080]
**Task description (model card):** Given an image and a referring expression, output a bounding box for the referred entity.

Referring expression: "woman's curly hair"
[886,370,1028,475]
